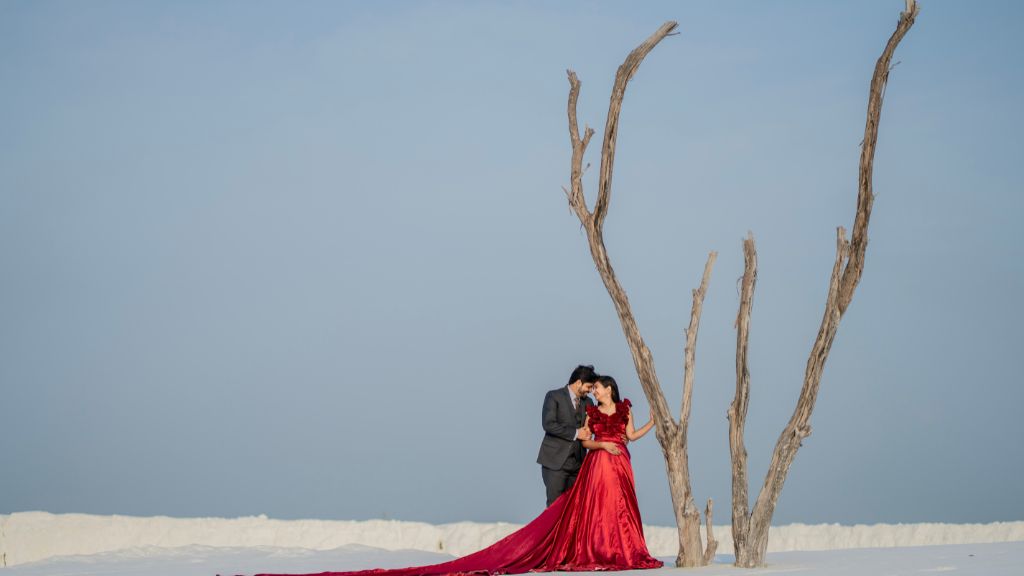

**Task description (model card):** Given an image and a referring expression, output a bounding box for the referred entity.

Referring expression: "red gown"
[256,399,661,576]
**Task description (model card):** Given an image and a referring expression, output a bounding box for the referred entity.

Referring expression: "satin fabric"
[255,399,661,576]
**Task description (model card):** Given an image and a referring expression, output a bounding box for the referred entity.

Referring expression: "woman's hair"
[597,375,621,404]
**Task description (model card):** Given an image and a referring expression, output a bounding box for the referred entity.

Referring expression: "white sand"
[2,511,1024,572]
[1,540,1023,576]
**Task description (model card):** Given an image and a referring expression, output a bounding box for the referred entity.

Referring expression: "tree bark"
[741,228,850,567]
[729,1,918,567]
[674,252,716,567]
[563,21,718,567]
[729,233,757,567]
[703,498,718,565]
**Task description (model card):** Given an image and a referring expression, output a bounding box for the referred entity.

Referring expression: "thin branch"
[566,70,595,223]
[593,21,678,231]
[838,0,918,314]
[681,251,716,429]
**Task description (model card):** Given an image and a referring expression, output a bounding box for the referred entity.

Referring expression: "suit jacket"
[536,386,594,471]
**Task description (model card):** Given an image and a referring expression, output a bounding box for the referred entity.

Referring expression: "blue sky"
[2,0,1022,527]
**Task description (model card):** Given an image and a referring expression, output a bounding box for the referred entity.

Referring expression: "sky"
[1,0,1022,529]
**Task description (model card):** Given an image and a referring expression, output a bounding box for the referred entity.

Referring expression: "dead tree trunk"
[728,1,919,567]
[729,233,757,566]
[563,21,717,568]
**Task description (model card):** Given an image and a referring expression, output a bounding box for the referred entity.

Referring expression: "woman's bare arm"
[626,408,654,441]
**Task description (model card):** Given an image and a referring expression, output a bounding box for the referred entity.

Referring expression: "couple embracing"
[256,365,661,576]
[538,364,654,507]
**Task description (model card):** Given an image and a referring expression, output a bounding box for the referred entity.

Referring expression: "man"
[536,364,598,507]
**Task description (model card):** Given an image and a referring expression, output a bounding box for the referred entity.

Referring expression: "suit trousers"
[541,451,581,507]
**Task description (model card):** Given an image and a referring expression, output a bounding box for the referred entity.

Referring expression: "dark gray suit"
[536,386,593,507]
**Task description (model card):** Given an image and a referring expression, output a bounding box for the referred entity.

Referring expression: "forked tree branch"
[564,21,719,567]
[731,2,918,567]
[566,71,595,221]
[752,0,919,528]
[564,21,679,434]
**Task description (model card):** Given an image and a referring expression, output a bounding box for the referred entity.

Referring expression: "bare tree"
[562,21,717,568]
[728,0,919,567]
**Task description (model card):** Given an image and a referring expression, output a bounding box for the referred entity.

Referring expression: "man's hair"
[567,364,598,385]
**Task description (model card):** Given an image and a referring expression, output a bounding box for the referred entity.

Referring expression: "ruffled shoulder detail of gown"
[587,400,632,424]
[613,399,631,423]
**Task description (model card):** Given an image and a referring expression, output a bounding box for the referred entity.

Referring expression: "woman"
[255,375,660,576]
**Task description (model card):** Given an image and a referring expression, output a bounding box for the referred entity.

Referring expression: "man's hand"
[577,425,590,440]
